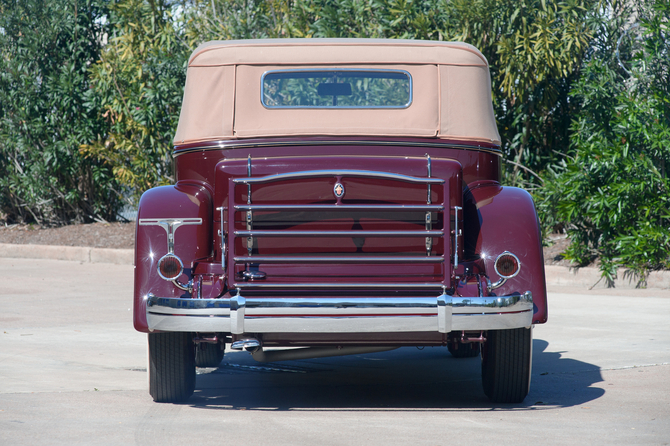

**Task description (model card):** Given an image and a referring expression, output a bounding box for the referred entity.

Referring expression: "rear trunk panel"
[215,155,463,288]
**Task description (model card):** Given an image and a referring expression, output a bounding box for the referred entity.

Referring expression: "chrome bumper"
[146,291,533,334]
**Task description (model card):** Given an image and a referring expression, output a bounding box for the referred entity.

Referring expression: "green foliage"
[538,0,670,284]
[184,0,307,44]
[300,0,448,40]
[444,0,598,189]
[82,0,189,200]
[0,0,120,225]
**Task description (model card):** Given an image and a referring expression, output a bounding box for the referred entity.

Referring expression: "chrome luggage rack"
[220,155,458,289]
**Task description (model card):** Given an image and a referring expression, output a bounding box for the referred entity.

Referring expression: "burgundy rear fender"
[463,183,548,324]
[133,182,212,332]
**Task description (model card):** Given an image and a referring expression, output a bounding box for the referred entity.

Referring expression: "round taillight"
[494,251,520,279]
[157,254,184,281]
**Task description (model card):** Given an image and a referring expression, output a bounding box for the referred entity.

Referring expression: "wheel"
[448,341,481,358]
[195,342,225,367]
[481,327,532,403]
[148,332,196,403]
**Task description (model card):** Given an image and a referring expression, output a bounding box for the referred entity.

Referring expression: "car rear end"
[133,39,546,404]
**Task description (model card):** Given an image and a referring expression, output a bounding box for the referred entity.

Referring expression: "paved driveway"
[1,258,668,445]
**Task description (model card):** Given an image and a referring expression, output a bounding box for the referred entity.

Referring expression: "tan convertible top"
[174,39,501,145]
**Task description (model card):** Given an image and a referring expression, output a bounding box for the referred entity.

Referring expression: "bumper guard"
[145,291,533,334]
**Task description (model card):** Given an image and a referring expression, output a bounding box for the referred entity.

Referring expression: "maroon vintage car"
[133,39,547,404]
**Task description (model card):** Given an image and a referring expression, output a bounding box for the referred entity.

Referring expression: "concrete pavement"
[0,257,669,445]
[0,243,134,265]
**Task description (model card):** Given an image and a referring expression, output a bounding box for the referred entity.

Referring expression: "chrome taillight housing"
[488,251,521,291]
[494,251,521,279]
[157,253,184,281]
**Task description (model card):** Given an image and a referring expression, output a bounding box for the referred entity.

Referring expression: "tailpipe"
[250,346,398,363]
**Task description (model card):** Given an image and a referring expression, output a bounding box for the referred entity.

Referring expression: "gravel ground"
[0,221,573,266]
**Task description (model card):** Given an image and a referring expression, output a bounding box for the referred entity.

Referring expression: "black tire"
[481,327,532,403]
[195,342,225,368]
[448,341,481,358]
[148,332,196,403]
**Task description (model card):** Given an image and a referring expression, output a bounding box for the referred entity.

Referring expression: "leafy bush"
[538,0,670,284]
[82,0,189,202]
[0,0,121,224]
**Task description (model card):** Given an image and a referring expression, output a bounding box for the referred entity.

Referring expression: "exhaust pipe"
[250,346,398,363]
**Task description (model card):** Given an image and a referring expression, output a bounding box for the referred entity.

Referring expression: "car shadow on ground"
[188,338,604,411]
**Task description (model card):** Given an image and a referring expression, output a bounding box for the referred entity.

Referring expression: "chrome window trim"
[261,68,413,109]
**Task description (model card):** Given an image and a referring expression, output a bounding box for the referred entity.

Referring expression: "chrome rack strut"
[244,155,254,279]
[454,205,461,268]
[425,154,432,256]
[217,206,226,270]
[246,154,253,258]
[241,156,266,281]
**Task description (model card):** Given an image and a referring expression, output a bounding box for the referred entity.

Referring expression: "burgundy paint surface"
[133,183,212,332]
[133,137,548,338]
[464,184,548,324]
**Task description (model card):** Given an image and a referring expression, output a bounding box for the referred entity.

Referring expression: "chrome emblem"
[334,182,345,198]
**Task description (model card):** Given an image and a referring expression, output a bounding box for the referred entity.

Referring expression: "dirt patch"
[543,234,574,267]
[0,222,135,250]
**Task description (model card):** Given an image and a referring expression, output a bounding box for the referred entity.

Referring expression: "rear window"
[261,69,412,109]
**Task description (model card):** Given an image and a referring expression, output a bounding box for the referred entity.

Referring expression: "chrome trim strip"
[234,204,444,211]
[172,140,503,157]
[233,170,445,185]
[261,68,413,109]
[145,291,533,333]
[234,230,444,238]
[233,255,444,264]
[233,282,445,289]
